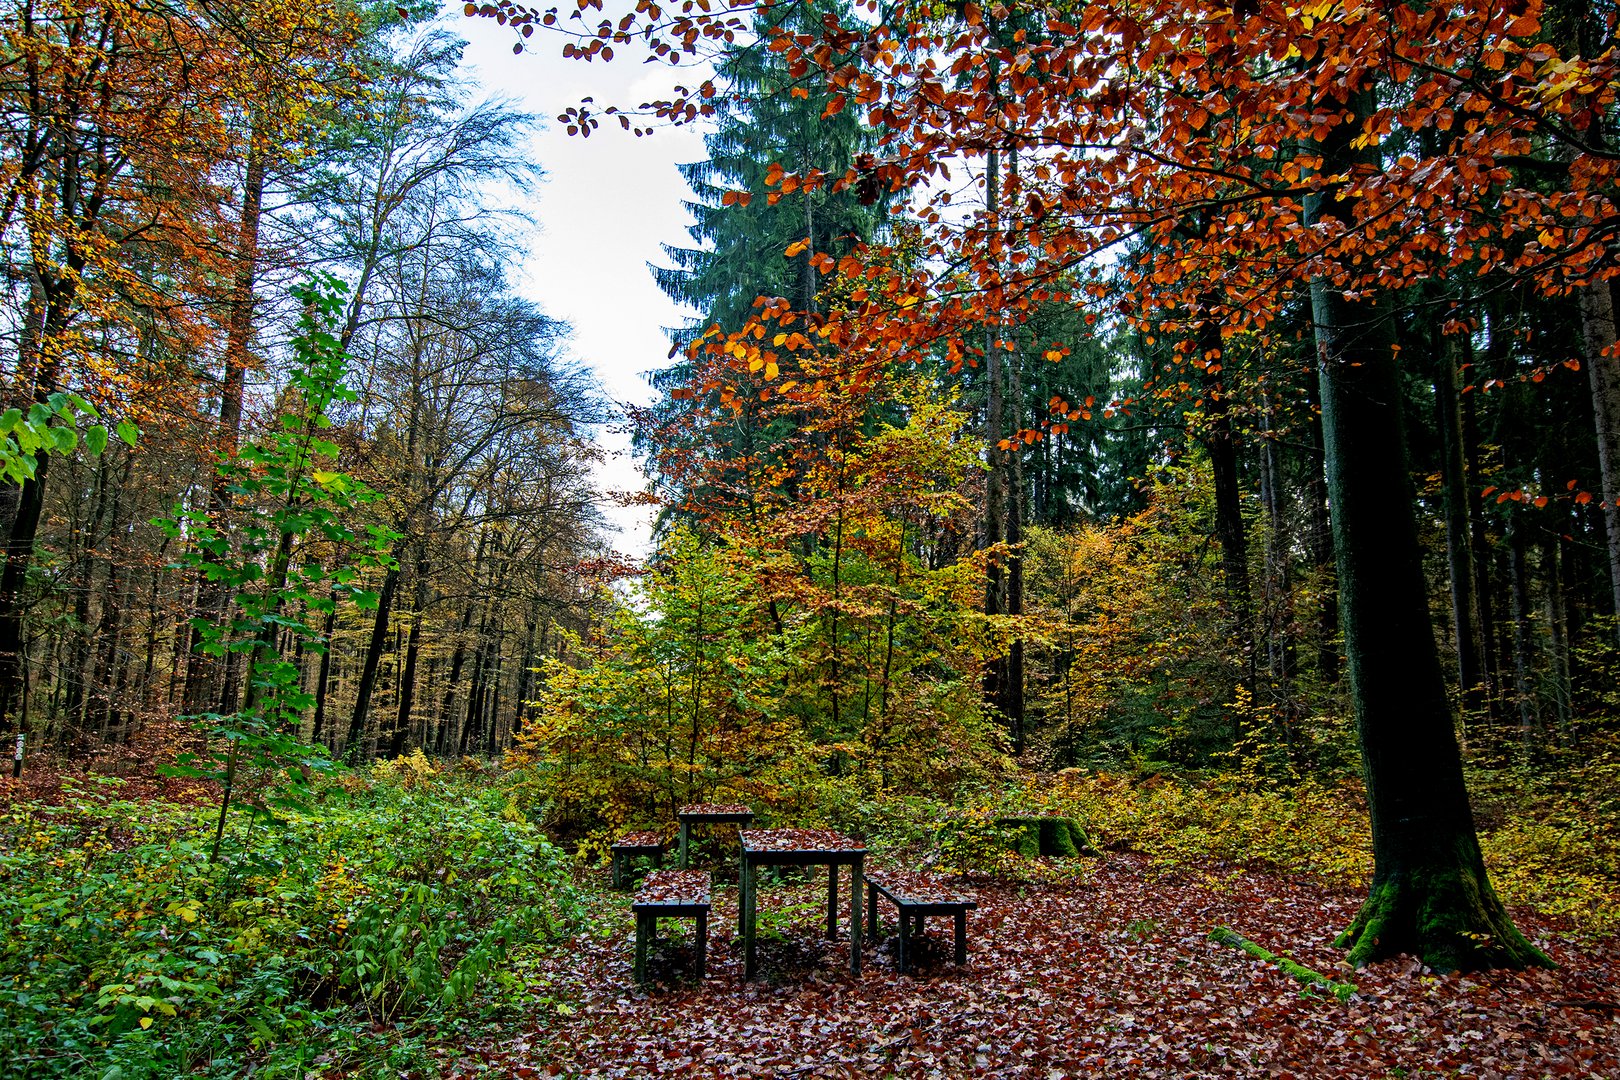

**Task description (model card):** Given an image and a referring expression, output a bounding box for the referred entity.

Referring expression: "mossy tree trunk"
[1308,82,1552,974]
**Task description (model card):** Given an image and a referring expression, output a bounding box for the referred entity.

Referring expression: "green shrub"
[0,766,578,1079]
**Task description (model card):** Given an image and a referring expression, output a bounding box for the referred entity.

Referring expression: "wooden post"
[695,909,708,980]
[954,910,968,965]
[826,863,839,939]
[743,858,757,979]
[678,820,690,868]
[896,911,909,974]
[634,912,652,986]
[867,881,879,941]
[850,855,863,974]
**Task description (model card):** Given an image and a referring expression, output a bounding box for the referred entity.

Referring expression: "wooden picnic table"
[675,803,755,868]
[738,828,865,979]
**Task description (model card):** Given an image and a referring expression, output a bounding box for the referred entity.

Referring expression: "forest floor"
[442,855,1620,1079]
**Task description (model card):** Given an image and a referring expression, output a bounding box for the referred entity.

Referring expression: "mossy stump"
[995,816,1096,858]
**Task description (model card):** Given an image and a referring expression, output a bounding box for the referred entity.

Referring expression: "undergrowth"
[1027,740,1620,938]
[0,755,579,1079]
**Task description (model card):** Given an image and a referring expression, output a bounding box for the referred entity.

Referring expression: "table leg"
[696,910,708,980]
[743,858,757,979]
[850,856,863,975]
[826,863,839,939]
[678,821,690,868]
[634,912,651,986]
[954,910,968,965]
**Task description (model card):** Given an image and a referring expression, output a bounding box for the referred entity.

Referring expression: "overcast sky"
[452,7,712,559]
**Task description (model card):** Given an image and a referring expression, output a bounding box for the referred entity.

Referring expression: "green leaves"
[0,392,137,485]
[156,276,397,864]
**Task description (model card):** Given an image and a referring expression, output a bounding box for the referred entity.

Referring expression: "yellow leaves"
[166,901,201,924]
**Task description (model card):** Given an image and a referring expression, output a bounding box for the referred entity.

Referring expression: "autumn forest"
[3,0,1620,1075]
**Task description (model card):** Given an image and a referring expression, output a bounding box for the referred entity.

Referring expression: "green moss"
[1338,865,1555,973]
[995,816,1096,858]
[1210,926,1358,1001]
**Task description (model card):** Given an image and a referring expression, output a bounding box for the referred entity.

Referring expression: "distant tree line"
[0,5,609,765]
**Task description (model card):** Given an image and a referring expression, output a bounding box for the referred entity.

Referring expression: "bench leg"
[954,910,968,966]
[678,821,690,868]
[695,910,708,980]
[634,912,652,986]
[896,911,909,974]
[867,882,879,941]
[826,863,838,939]
[612,852,624,891]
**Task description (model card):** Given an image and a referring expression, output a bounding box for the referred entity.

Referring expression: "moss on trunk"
[995,816,1096,858]
[1337,850,1553,973]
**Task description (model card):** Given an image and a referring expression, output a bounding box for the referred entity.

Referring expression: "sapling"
[159,275,397,865]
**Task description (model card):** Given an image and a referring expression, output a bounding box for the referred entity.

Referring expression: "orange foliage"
[0,0,360,427]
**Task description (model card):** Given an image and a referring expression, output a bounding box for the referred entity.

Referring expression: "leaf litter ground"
[444,854,1618,1078]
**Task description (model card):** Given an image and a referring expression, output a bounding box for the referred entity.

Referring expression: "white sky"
[453,7,711,560]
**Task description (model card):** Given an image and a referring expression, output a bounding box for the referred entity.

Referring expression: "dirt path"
[447,855,1619,1078]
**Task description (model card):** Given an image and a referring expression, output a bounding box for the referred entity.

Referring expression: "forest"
[2,0,1618,1076]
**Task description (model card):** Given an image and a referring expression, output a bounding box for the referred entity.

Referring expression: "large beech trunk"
[1309,86,1550,973]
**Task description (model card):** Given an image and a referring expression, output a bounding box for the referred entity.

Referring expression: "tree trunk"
[0,458,49,733]
[982,145,1007,716]
[1578,281,1620,629]
[310,602,339,746]
[1303,369,1340,684]
[1507,520,1540,737]
[1308,84,1550,972]
[1004,333,1026,753]
[1460,371,1503,719]
[1434,334,1486,718]
[345,561,400,762]
[1200,318,1256,735]
[388,558,430,758]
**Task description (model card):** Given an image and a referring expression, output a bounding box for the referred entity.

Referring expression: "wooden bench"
[610,830,666,890]
[632,869,711,986]
[865,869,976,974]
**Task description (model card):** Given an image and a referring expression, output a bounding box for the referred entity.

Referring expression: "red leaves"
[440,855,1620,1078]
[739,827,862,853]
[679,803,751,815]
